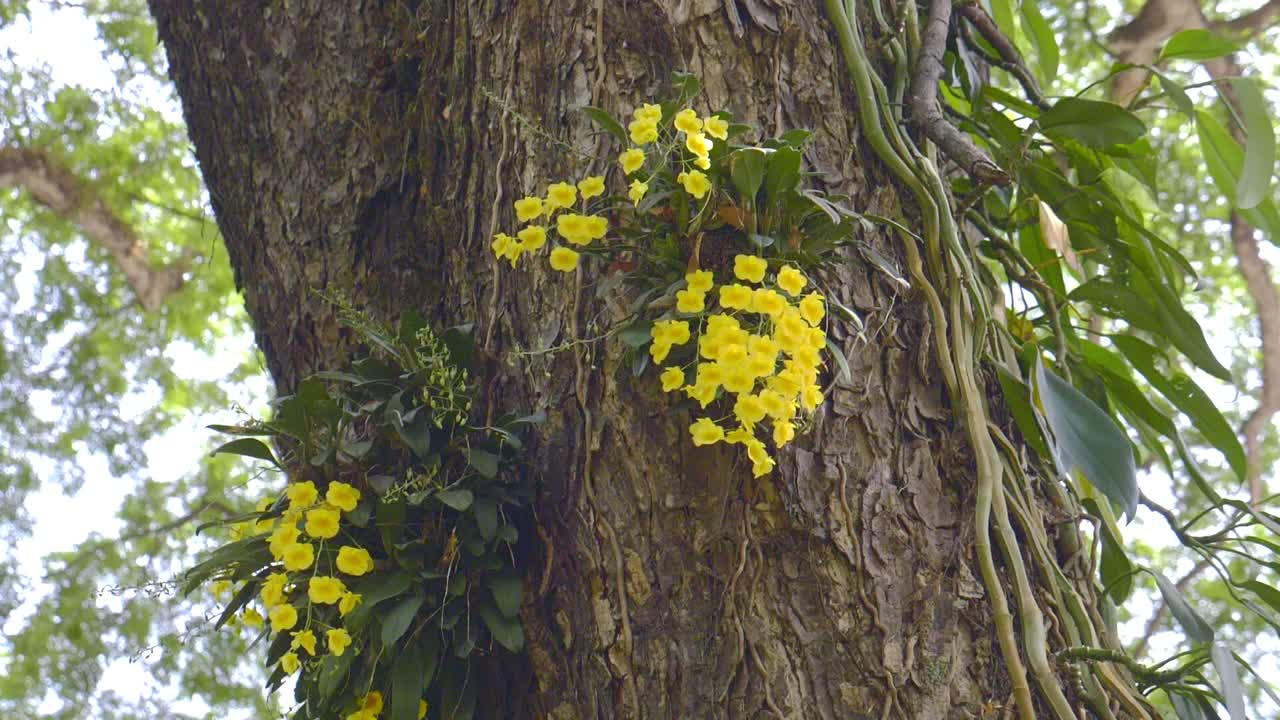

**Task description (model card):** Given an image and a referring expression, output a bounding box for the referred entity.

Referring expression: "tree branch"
[955,3,1049,110]
[1213,0,1280,36]
[910,0,1010,185]
[0,146,189,311]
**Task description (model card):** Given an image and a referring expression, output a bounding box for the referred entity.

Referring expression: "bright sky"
[0,1,1275,717]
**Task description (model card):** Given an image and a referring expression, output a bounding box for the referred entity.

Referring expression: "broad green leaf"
[729,148,768,205]
[316,650,354,704]
[994,366,1051,459]
[390,637,427,720]
[1198,109,1280,238]
[1228,78,1275,210]
[1211,642,1247,720]
[489,572,523,618]
[1111,336,1246,481]
[1158,29,1239,62]
[210,437,278,467]
[1019,0,1058,85]
[1034,355,1139,519]
[477,600,524,652]
[1039,99,1145,147]
[1100,525,1135,602]
[581,106,627,144]
[380,594,426,648]
[346,570,413,631]
[619,320,653,348]
[1168,690,1206,720]
[1241,579,1280,615]
[467,449,499,479]
[472,497,498,541]
[764,145,802,198]
[435,488,474,511]
[1152,570,1214,644]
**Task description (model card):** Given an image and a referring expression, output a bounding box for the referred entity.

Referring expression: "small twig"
[955,3,1050,110]
[910,0,1010,185]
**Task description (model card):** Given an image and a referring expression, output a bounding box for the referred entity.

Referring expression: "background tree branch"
[0,145,190,311]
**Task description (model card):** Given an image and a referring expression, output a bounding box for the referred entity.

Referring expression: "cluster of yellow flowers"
[652,255,827,477]
[224,480,406,718]
[491,177,609,273]
[340,691,428,720]
[491,101,731,273]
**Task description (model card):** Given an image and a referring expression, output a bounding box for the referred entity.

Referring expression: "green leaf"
[472,497,498,541]
[825,337,851,385]
[581,106,627,144]
[1111,336,1246,481]
[1152,570,1214,644]
[467,449,499,479]
[346,570,413,630]
[390,636,428,720]
[994,366,1051,459]
[381,594,426,648]
[1100,526,1135,603]
[1211,642,1246,720]
[1034,355,1139,519]
[729,148,768,205]
[764,145,802,198]
[477,600,525,652]
[316,650,355,704]
[1168,690,1206,720]
[435,488,474,511]
[1242,579,1280,615]
[1156,72,1195,117]
[209,438,278,467]
[1039,98,1145,147]
[1158,29,1239,62]
[1019,0,1058,85]
[1229,78,1275,210]
[619,320,653,348]
[489,572,523,618]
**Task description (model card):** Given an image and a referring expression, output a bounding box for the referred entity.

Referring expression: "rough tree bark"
[148,2,1116,717]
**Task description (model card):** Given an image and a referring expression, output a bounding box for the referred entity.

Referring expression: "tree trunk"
[148,1,1107,717]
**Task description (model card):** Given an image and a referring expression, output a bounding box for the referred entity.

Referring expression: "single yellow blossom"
[733,254,768,283]
[280,651,301,674]
[286,481,318,508]
[241,608,264,628]
[577,175,606,200]
[685,131,713,158]
[650,341,672,364]
[751,288,787,317]
[513,196,543,222]
[517,225,547,251]
[362,692,384,715]
[628,179,647,206]
[291,629,317,656]
[308,575,346,605]
[282,542,315,572]
[268,524,300,560]
[719,284,753,310]
[734,394,768,427]
[677,170,711,199]
[660,366,685,392]
[261,572,289,608]
[633,103,662,123]
[628,118,658,145]
[268,603,298,632]
[545,182,577,210]
[773,420,796,447]
[676,288,705,314]
[583,214,608,240]
[327,628,353,656]
[325,482,361,512]
[336,546,375,576]
[776,266,807,296]
[694,155,711,170]
[704,115,729,140]
[549,246,580,272]
[419,700,429,720]
[619,147,645,175]
[652,319,691,346]
[674,108,702,134]
[799,292,825,326]
[685,381,718,408]
[339,591,363,617]
[689,418,726,446]
[685,270,714,293]
[304,506,340,539]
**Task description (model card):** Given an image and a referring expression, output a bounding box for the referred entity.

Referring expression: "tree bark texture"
[150,1,1098,717]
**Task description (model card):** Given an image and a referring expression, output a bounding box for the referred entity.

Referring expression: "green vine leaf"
[380,594,426,648]
[390,637,429,720]
[210,438,279,468]
[1158,29,1239,62]
[489,573,523,618]
[435,488,474,511]
[1229,77,1276,210]
[1034,354,1139,519]
[1039,98,1145,147]
[477,600,524,653]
